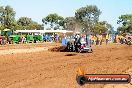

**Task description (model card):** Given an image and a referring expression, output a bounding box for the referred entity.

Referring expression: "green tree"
[42,13,64,29]
[63,17,76,31]
[93,21,112,34]
[117,26,126,34]
[0,5,16,31]
[17,17,32,30]
[29,22,43,30]
[17,17,32,26]
[126,24,132,32]
[75,5,101,32]
[17,17,43,30]
[117,14,132,26]
[0,6,5,28]
[117,14,132,33]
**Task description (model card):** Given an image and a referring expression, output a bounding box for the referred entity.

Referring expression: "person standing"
[115,35,119,44]
[120,35,124,44]
[7,37,9,44]
[94,35,97,45]
[91,35,94,45]
[55,35,58,42]
[2,37,4,45]
[95,35,99,45]
[8,36,11,44]
[99,34,103,45]
[86,34,91,47]
[89,34,92,46]
[106,34,109,45]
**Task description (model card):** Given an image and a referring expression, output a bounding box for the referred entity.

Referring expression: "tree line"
[0,5,131,34]
[0,5,43,33]
[117,14,132,33]
[42,5,113,34]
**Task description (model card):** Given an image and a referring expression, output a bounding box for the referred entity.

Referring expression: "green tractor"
[37,35,42,41]
[10,35,19,44]
[26,35,34,43]
[33,35,42,43]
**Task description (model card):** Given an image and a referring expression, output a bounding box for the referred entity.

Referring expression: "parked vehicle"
[10,35,19,44]
[26,35,34,43]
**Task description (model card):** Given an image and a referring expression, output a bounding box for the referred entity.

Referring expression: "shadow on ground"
[65,54,77,56]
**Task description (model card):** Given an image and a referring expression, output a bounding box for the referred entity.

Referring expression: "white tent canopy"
[3,28,10,31]
[15,30,73,34]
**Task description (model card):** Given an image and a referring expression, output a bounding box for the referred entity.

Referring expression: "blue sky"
[0,0,132,30]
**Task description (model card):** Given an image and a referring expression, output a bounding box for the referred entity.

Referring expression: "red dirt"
[0,43,132,88]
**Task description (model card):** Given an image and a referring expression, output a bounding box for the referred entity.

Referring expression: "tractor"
[66,34,93,53]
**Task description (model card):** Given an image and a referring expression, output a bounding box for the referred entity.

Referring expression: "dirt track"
[0,43,132,88]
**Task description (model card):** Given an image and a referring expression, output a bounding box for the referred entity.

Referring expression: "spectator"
[120,35,124,44]
[96,35,99,45]
[2,37,4,45]
[8,37,11,44]
[91,35,94,45]
[55,35,58,42]
[86,34,91,46]
[106,34,109,45]
[0,38,2,44]
[99,34,103,45]
[93,35,97,45]
[43,35,46,42]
